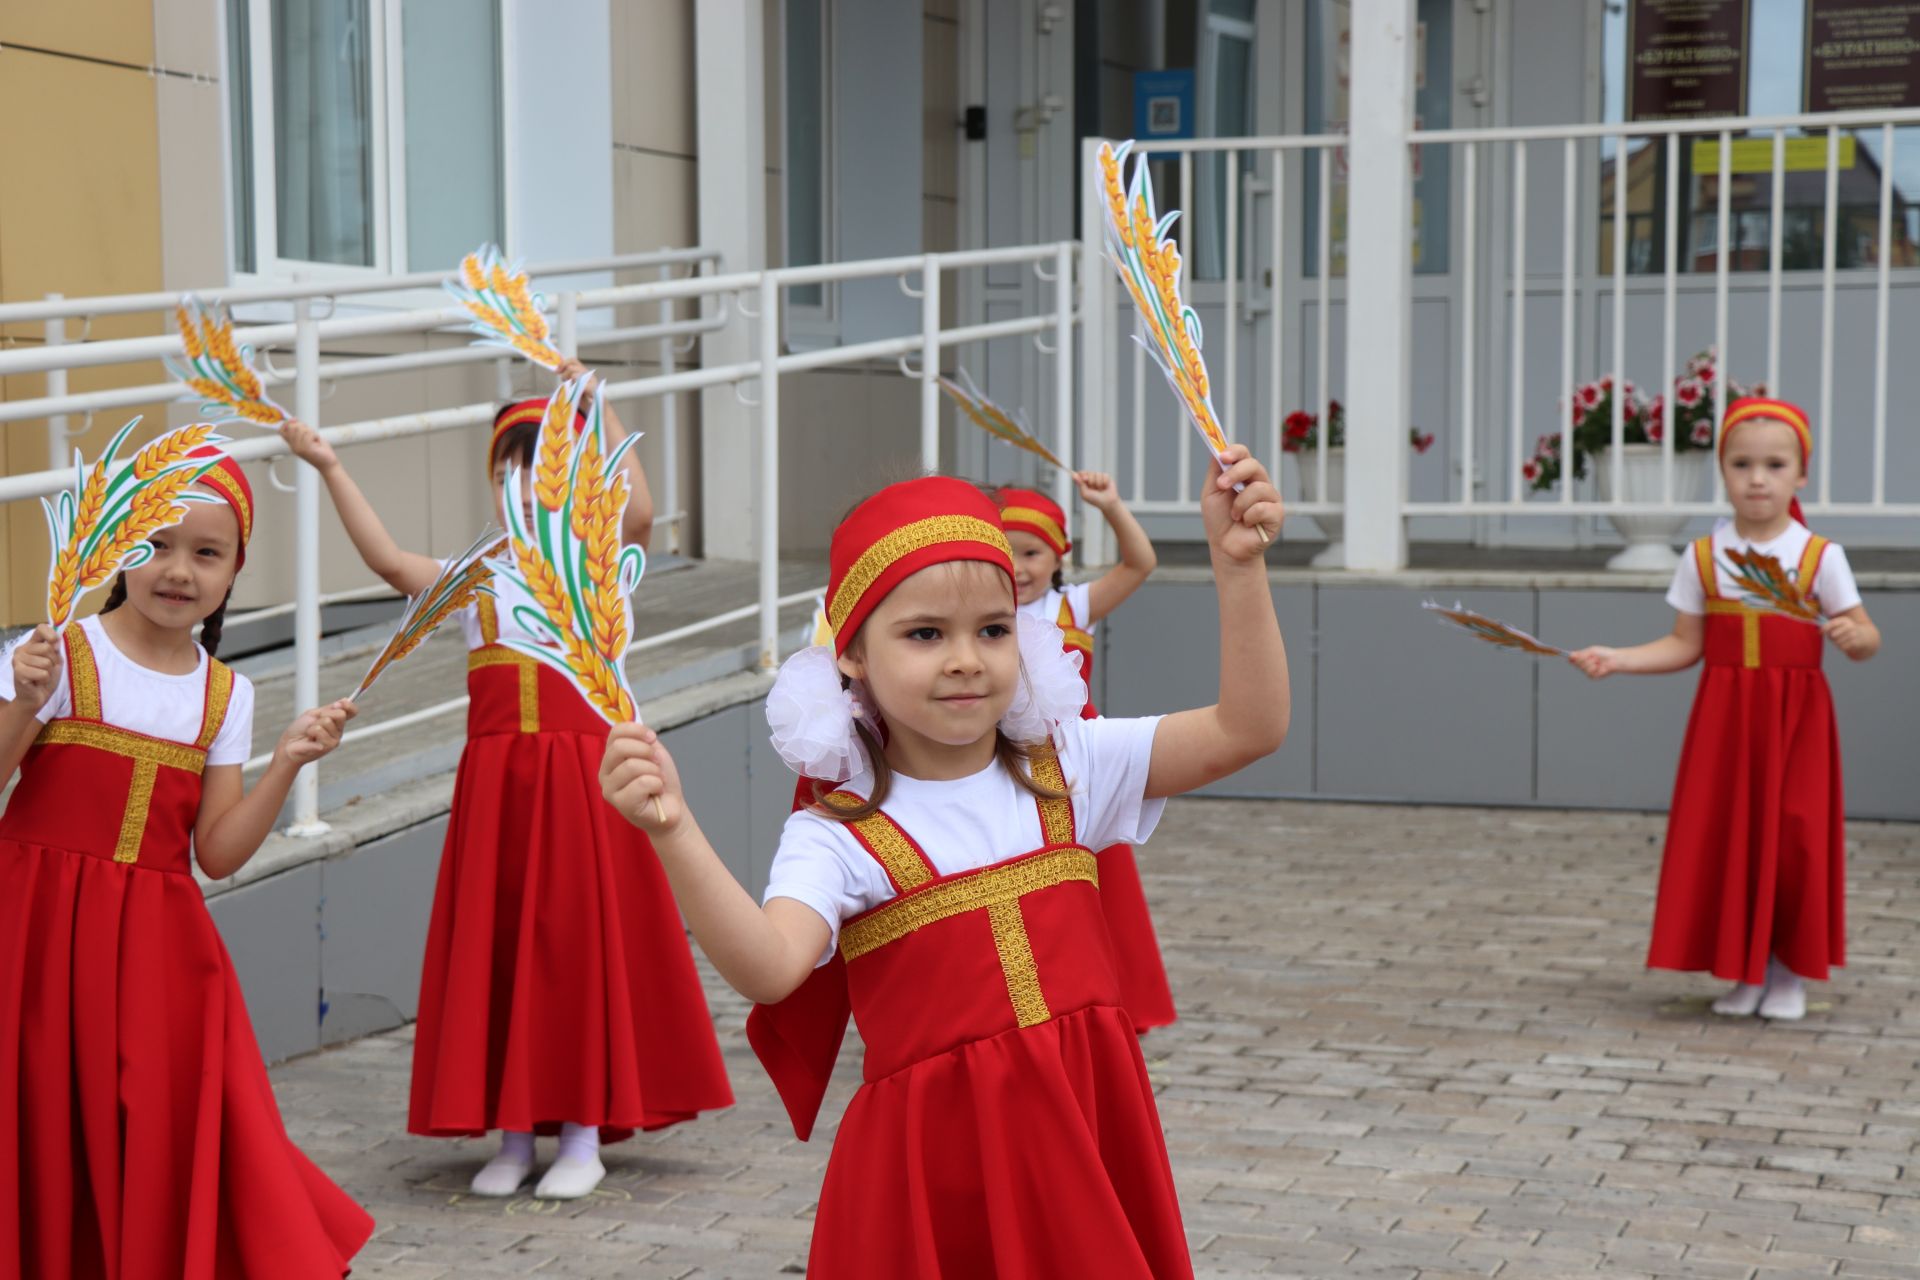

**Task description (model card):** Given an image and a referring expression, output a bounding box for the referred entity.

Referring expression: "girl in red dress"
[1571,398,1882,1020]
[281,363,730,1202]
[995,479,1178,1032]
[601,449,1289,1276]
[0,448,371,1278]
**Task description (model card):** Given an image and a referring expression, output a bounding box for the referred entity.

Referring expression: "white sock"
[469,1130,535,1196]
[1760,957,1808,1020]
[1711,981,1766,1016]
[556,1121,601,1162]
[534,1122,606,1199]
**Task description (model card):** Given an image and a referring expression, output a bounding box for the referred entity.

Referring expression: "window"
[1599,0,1920,274]
[227,0,505,278]
[1194,0,1256,282]
[784,0,833,313]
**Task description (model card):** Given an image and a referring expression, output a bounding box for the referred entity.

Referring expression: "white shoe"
[469,1152,533,1196]
[534,1153,606,1200]
[1759,978,1807,1021]
[1711,982,1766,1017]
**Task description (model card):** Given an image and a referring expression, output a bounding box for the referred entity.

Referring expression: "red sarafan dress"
[1046,588,1178,1032]
[1649,534,1846,984]
[409,594,732,1141]
[0,624,372,1279]
[749,741,1192,1278]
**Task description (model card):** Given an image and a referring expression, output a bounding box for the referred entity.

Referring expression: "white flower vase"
[1591,443,1711,572]
[1295,447,1345,568]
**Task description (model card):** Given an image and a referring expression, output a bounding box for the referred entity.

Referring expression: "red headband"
[488,397,587,475]
[994,486,1071,557]
[187,444,254,568]
[826,477,1015,655]
[1720,396,1813,526]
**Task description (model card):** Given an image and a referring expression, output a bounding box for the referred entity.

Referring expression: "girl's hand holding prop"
[1721,548,1823,623]
[1097,139,1268,543]
[600,723,685,835]
[352,529,509,700]
[168,296,288,427]
[488,378,661,820]
[9,625,62,712]
[43,421,225,628]
[936,369,1067,470]
[1422,600,1568,658]
[445,244,566,372]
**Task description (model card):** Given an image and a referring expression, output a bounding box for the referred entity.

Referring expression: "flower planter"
[1295,447,1345,568]
[1592,443,1711,572]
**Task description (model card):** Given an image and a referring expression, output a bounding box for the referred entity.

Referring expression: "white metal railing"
[0,241,1078,834]
[1079,108,1920,564]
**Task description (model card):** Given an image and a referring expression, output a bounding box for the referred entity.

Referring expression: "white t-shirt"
[0,615,256,765]
[453,565,539,652]
[1018,582,1094,635]
[765,713,1165,961]
[1665,521,1862,617]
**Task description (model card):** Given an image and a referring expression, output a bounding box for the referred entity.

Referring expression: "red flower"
[1410,430,1435,454]
[1697,363,1715,382]
[1578,383,1603,410]
[1647,419,1664,442]
[1692,421,1714,446]
[1522,460,1541,482]
[1327,399,1344,415]
[1675,378,1702,407]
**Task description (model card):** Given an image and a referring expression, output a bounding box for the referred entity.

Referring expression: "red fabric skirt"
[1649,666,1846,985]
[810,1003,1191,1278]
[408,728,733,1140]
[1096,844,1178,1032]
[0,839,372,1279]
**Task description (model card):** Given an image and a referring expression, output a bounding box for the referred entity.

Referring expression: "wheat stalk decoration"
[43,420,226,627]
[444,244,565,371]
[936,368,1067,470]
[166,296,288,426]
[352,530,509,701]
[1722,549,1824,623]
[1421,600,1567,658]
[488,376,646,726]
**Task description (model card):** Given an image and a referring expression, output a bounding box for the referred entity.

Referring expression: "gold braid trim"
[63,624,103,720]
[839,847,1097,962]
[198,661,234,750]
[468,647,541,732]
[1026,739,1076,847]
[823,793,935,890]
[1704,600,1763,668]
[114,762,159,863]
[34,720,211,774]
[987,899,1052,1027]
[1693,537,1718,602]
[826,516,1012,635]
[1001,506,1068,551]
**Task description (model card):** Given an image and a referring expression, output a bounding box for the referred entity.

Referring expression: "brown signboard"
[1806,0,1920,113]
[1627,0,1752,121]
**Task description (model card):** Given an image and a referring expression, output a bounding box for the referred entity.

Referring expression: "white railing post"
[919,255,941,473]
[757,274,781,671]
[1341,0,1414,570]
[288,299,328,836]
[43,295,68,471]
[1078,139,1112,567]
[657,258,682,554]
[555,290,580,358]
[1051,240,1076,547]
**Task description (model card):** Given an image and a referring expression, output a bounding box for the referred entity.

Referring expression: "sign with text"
[1132,69,1195,141]
[1627,0,1752,121]
[1691,134,1860,173]
[1806,0,1920,113]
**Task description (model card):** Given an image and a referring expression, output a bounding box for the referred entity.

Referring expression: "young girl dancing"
[996,477,1178,1031]
[1571,397,1881,1020]
[0,447,371,1278]
[281,361,730,1201]
[600,447,1287,1275]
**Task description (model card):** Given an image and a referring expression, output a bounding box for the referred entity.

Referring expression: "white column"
[1078,139,1112,567]
[1340,0,1415,571]
[288,299,328,836]
[695,0,766,559]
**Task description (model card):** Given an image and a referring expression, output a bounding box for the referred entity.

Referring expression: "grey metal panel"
[1827,589,1920,821]
[745,696,796,900]
[318,817,446,1048]
[664,704,754,889]
[1317,585,1536,803]
[1536,590,1690,810]
[1098,578,1313,798]
[208,861,323,1065]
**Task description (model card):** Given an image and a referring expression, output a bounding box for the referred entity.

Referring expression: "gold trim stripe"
[1001,505,1068,552]
[36,720,209,774]
[1026,740,1075,847]
[194,465,254,544]
[826,515,1012,634]
[468,647,541,732]
[198,661,233,750]
[1797,535,1828,612]
[63,624,103,721]
[823,793,934,890]
[987,899,1051,1027]
[1705,600,1764,668]
[839,846,1097,962]
[1694,537,1718,602]
[114,761,159,863]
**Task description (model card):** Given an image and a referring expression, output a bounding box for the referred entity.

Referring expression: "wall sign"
[1806,0,1920,113]
[1627,0,1752,121]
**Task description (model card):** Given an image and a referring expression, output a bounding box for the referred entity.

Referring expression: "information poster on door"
[1627,0,1751,121]
[1805,0,1920,113]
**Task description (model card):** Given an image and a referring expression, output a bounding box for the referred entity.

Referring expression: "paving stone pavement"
[270,799,1920,1278]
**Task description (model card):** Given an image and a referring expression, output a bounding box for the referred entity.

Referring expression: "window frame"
[225,0,510,289]
[781,0,839,347]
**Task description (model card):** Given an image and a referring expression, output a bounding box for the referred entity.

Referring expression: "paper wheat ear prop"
[803,595,832,649]
[167,296,287,427]
[1422,600,1567,658]
[43,421,226,628]
[445,244,565,372]
[351,530,509,701]
[1722,549,1824,622]
[936,369,1067,470]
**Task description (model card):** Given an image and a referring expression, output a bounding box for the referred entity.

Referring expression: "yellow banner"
[1691,135,1859,174]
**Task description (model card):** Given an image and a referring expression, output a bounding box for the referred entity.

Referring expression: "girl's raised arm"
[279,420,442,597]
[1077,471,1158,623]
[1144,446,1290,799]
